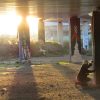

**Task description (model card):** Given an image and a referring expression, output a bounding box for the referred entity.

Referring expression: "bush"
[30,41,69,57]
[0,38,69,60]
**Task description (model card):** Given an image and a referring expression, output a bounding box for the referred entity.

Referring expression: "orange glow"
[0,10,22,36]
[0,10,39,41]
[26,16,39,41]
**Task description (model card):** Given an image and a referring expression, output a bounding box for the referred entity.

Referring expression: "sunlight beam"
[0,10,39,42]
[26,16,39,41]
[0,10,22,37]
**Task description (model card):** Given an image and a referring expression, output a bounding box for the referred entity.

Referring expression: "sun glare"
[0,11,22,36]
[26,16,39,41]
[0,10,39,41]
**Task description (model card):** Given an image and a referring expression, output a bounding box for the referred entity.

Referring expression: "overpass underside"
[0,0,100,87]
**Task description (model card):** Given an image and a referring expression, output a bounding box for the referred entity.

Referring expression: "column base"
[71,43,83,63]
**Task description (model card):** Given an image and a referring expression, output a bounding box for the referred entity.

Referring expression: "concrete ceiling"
[0,0,100,21]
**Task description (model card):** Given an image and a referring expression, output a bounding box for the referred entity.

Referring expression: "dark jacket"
[77,63,94,82]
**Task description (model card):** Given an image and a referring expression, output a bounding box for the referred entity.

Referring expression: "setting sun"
[26,16,39,41]
[0,10,39,41]
[0,11,22,36]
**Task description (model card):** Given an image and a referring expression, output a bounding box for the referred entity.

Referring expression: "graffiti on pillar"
[70,16,81,55]
[72,26,79,41]
[81,23,89,50]
[18,19,30,61]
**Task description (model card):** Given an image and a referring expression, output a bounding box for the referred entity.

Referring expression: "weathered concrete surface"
[0,57,99,100]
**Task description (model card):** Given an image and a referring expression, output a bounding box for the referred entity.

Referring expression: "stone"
[71,42,83,63]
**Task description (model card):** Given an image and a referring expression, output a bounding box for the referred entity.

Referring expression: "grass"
[58,61,70,65]
[0,63,21,68]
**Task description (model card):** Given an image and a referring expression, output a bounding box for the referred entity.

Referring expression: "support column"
[38,18,45,42]
[57,20,64,45]
[17,1,31,63]
[37,4,45,43]
[70,16,82,63]
[18,18,31,62]
[92,11,100,86]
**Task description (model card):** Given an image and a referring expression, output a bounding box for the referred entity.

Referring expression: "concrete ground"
[0,55,99,100]
[0,55,92,64]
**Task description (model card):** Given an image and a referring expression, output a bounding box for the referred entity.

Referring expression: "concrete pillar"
[16,1,31,62]
[38,19,45,43]
[70,16,81,55]
[70,16,82,63]
[92,11,100,86]
[37,4,45,43]
[57,20,64,45]
[18,18,31,62]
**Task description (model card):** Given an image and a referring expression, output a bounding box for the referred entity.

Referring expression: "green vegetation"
[31,41,69,57]
[58,61,70,65]
[0,63,20,68]
[0,36,93,60]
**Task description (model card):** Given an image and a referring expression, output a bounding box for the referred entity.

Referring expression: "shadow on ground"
[53,63,77,79]
[53,63,100,100]
[8,63,39,100]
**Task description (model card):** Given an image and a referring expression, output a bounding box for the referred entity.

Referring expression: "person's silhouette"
[76,60,95,86]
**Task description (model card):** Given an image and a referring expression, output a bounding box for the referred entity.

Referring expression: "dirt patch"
[0,63,99,100]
